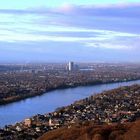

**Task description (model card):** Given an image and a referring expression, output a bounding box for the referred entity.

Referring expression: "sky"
[0,0,140,63]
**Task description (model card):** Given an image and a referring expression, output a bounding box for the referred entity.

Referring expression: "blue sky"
[0,0,140,63]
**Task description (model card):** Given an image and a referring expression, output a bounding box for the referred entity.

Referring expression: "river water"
[0,80,140,127]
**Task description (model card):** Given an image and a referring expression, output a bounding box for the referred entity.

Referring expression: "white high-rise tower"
[68,61,74,71]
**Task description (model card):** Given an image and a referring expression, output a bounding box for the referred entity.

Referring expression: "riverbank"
[1,79,140,127]
[0,84,140,139]
[0,78,140,106]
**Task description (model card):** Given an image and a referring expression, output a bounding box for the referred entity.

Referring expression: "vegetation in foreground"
[38,120,140,140]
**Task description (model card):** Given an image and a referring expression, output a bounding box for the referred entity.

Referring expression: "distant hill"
[38,120,140,140]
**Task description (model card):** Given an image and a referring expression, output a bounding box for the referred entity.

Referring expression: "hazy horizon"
[0,0,140,63]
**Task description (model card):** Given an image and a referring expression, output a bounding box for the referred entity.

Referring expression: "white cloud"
[53,3,75,13]
[84,2,140,9]
[0,22,139,43]
[86,42,132,50]
[0,11,139,51]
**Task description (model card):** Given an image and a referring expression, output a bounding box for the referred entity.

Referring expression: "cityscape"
[0,62,140,139]
[0,0,140,140]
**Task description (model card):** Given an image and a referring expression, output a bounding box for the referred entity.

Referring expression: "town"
[0,63,140,105]
[1,0,140,139]
[0,84,140,140]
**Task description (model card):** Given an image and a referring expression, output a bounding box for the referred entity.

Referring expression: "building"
[68,62,74,71]
[49,118,53,126]
[24,118,32,127]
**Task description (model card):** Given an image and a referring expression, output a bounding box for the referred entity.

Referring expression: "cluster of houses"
[1,65,140,105]
[1,84,140,140]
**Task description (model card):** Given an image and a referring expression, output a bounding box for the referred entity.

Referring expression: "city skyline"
[0,0,140,63]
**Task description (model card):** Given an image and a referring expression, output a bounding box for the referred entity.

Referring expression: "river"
[0,80,140,127]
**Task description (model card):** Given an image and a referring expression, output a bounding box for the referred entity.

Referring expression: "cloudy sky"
[0,0,140,63]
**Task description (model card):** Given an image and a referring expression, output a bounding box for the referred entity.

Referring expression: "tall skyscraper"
[68,61,74,71]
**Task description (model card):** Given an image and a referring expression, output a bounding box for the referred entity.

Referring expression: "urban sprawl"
[0,63,140,105]
[0,63,140,139]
